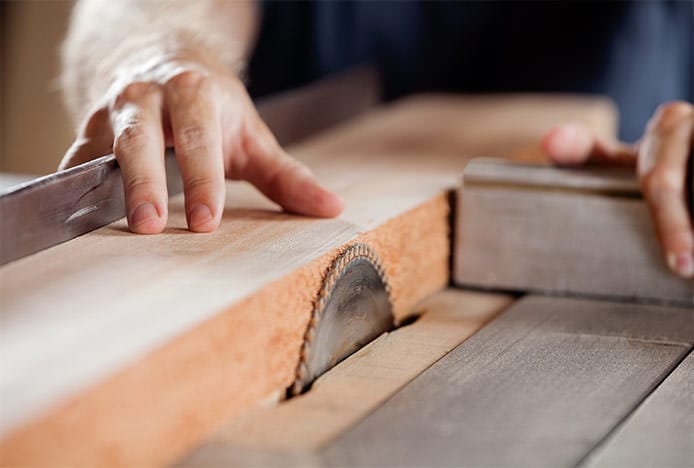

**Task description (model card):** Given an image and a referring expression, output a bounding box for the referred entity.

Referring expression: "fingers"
[66,69,340,236]
[544,106,694,279]
[543,123,636,167]
[165,71,226,232]
[238,116,344,217]
[638,102,694,277]
[111,82,168,234]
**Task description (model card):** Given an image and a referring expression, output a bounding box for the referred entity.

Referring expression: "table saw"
[0,70,692,467]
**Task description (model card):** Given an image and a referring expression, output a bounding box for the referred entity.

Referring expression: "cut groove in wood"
[176,289,513,466]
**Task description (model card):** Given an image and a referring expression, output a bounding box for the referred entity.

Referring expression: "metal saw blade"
[290,243,394,396]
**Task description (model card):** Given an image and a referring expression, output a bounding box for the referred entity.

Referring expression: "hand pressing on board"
[59,1,343,235]
[543,101,694,279]
[59,61,343,234]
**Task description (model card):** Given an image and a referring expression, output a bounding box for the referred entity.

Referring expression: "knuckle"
[114,82,158,108]
[175,126,208,153]
[643,168,683,203]
[165,70,213,97]
[651,101,693,135]
[114,124,148,154]
[226,75,248,96]
[283,158,312,178]
[168,70,205,88]
[267,158,310,187]
[124,174,157,194]
[184,175,217,194]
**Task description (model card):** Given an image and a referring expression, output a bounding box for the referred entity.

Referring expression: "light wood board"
[0,94,615,466]
[455,159,694,305]
[322,296,693,467]
[176,289,513,466]
[585,351,694,468]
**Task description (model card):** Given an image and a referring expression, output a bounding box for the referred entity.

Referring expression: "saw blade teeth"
[289,243,393,396]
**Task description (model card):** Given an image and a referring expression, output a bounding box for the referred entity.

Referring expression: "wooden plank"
[585,351,694,468]
[454,159,694,305]
[321,296,693,467]
[176,289,513,466]
[0,94,615,466]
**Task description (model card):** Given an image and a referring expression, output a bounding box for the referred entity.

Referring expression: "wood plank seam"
[576,345,694,468]
[552,332,693,348]
[583,351,694,467]
[318,296,693,467]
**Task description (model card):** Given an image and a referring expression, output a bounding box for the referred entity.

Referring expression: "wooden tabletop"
[179,289,693,468]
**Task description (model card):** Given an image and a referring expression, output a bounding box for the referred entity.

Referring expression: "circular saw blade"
[290,243,394,395]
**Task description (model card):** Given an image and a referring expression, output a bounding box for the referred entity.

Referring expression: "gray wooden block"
[454,159,694,306]
[584,352,694,468]
[321,296,693,468]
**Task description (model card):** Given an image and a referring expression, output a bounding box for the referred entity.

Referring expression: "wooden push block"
[454,159,694,306]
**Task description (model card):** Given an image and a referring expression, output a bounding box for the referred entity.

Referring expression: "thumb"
[542,123,637,167]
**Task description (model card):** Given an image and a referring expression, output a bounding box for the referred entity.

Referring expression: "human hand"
[542,101,694,278]
[60,59,344,234]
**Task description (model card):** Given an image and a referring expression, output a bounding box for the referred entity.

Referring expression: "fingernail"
[130,203,158,227]
[669,252,694,278]
[189,204,213,228]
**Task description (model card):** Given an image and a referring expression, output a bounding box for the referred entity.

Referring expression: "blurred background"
[1,0,74,176]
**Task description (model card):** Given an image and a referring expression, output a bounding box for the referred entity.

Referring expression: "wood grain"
[322,296,693,467]
[455,160,694,305]
[0,94,615,466]
[585,351,694,468]
[176,289,513,466]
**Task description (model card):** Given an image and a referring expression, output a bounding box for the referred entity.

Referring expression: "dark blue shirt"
[248,1,693,141]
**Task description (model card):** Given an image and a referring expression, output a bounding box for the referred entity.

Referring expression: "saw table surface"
[7,92,683,467]
[179,289,693,468]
